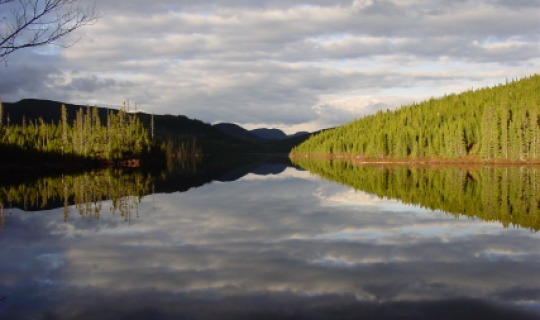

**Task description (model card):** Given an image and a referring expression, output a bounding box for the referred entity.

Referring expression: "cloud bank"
[0,0,538,132]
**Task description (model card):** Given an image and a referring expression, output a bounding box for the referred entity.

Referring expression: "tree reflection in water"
[0,159,539,319]
[2,158,539,233]
[293,158,540,231]
[0,168,158,223]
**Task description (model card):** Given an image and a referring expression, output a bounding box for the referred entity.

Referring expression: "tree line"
[292,75,540,162]
[293,158,540,231]
[0,103,162,163]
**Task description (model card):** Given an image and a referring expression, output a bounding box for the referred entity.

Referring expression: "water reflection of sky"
[1,167,539,320]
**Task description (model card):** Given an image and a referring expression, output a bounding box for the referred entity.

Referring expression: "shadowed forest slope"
[1,99,313,156]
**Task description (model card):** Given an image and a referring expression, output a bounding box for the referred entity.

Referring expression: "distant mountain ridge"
[212,123,261,142]
[213,123,309,141]
[250,128,287,140]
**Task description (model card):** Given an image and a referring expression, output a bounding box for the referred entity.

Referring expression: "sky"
[0,0,539,133]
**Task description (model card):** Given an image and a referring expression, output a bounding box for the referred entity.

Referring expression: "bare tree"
[0,0,98,60]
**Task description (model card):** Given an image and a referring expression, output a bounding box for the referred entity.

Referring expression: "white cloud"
[0,0,538,131]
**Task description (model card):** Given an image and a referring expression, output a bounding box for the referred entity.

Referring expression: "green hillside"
[292,75,540,162]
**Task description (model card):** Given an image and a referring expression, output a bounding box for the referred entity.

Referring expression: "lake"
[1,157,539,320]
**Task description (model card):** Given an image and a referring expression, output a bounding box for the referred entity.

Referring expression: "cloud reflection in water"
[0,166,539,319]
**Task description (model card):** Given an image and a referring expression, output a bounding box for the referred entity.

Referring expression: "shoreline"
[289,153,540,167]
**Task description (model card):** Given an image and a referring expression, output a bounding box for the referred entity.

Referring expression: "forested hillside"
[1,99,314,157]
[292,75,540,162]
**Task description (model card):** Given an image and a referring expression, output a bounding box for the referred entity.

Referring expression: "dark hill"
[290,131,309,138]
[2,99,103,125]
[1,99,315,154]
[2,99,256,153]
[250,128,288,140]
[213,123,262,142]
[215,123,311,142]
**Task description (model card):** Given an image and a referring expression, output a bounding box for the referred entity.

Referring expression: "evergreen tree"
[0,98,3,128]
[61,105,68,155]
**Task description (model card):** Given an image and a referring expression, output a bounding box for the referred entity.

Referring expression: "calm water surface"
[0,160,539,319]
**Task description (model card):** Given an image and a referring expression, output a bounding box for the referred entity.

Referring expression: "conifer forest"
[292,75,540,162]
[0,104,159,163]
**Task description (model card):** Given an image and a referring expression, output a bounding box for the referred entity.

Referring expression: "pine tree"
[61,105,68,155]
[0,98,3,128]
